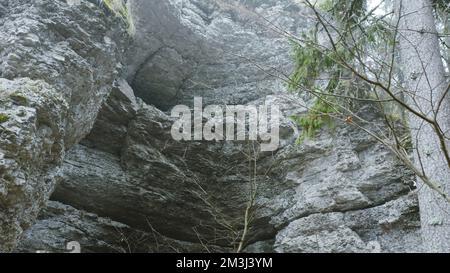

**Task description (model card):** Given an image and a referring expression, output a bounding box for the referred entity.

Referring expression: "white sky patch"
[367,0,386,16]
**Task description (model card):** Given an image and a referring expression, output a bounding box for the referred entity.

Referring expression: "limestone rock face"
[274,194,422,253]
[17,201,225,253]
[2,0,423,253]
[52,91,421,252]
[126,0,310,110]
[0,0,127,251]
[0,78,67,251]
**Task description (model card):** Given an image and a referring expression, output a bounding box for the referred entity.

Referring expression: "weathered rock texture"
[17,201,226,253]
[1,0,423,252]
[126,0,308,110]
[0,0,127,251]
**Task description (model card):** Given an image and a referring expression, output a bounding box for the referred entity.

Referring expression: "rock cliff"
[0,0,127,251]
[0,0,422,252]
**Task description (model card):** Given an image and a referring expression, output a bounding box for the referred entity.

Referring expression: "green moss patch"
[0,113,10,123]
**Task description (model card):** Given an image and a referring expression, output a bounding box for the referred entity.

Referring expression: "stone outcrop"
[17,201,226,253]
[0,0,127,251]
[126,0,309,110]
[0,0,424,252]
[274,194,421,253]
[50,91,421,252]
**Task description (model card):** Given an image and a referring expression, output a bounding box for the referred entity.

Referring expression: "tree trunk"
[396,0,450,252]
